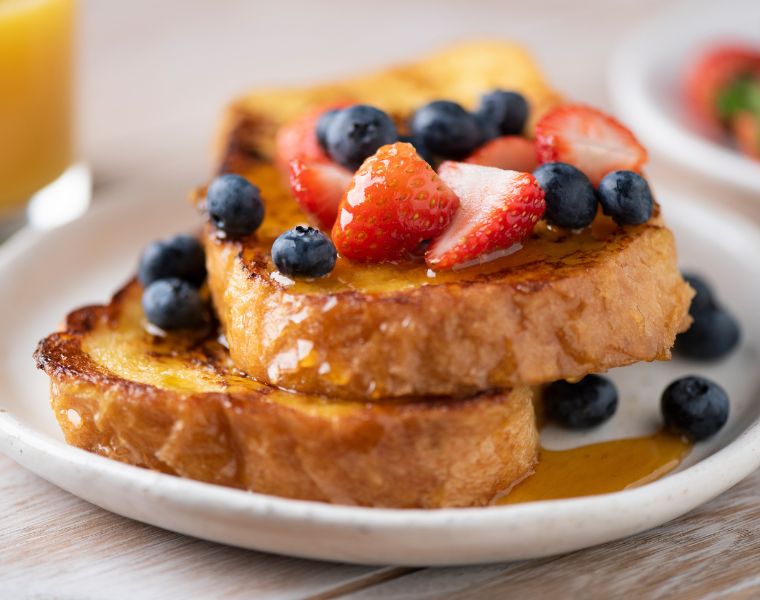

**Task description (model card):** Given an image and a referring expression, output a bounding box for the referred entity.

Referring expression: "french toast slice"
[34,280,539,508]
[202,41,694,399]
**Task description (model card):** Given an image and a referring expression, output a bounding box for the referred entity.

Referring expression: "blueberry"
[325,105,398,171]
[476,90,529,135]
[544,375,618,429]
[661,375,729,441]
[682,272,716,315]
[597,170,654,225]
[474,112,501,142]
[399,135,435,166]
[410,100,484,159]
[138,235,206,288]
[271,226,337,278]
[141,278,205,330]
[206,174,265,237]
[316,108,342,153]
[533,162,597,229]
[675,307,740,360]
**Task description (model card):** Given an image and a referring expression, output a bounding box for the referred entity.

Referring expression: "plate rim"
[1,188,759,563]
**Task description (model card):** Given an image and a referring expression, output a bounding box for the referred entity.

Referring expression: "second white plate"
[610,0,760,196]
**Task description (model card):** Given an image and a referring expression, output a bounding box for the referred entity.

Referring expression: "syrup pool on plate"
[497,430,692,505]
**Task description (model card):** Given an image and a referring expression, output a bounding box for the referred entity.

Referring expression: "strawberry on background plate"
[332,142,459,262]
[684,44,760,127]
[288,158,352,230]
[464,135,538,172]
[535,105,647,186]
[731,112,760,159]
[274,101,350,176]
[426,162,545,270]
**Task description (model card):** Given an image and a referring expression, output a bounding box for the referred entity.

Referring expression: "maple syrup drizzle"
[497,430,691,505]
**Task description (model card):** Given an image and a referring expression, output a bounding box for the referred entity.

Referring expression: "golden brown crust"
[34,281,538,508]
[206,217,693,399]
[202,43,692,398]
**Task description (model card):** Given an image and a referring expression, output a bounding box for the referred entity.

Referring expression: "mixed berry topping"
[597,170,654,225]
[332,142,459,262]
[141,278,206,331]
[661,375,730,441]
[315,107,343,153]
[676,273,741,361]
[269,91,659,270]
[288,158,351,230]
[426,162,544,269]
[138,234,206,288]
[464,135,537,172]
[324,104,399,170]
[207,174,265,238]
[398,134,434,166]
[275,101,348,173]
[535,105,648,186]
[544,375,618,429]
[137,234,209,330]
[476,90,529,136]
[271,226,337,278]
[533,162,597,230]
[410,100,485,159]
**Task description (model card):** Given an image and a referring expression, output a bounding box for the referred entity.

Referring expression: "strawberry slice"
[426,162,545,270]
[535,105,647,186]
[464,135,538,172]
[288,159,353,229]
[731,112,760,160]
[274,102,349,176]
[332,142,459,262]
[684,45,760,126]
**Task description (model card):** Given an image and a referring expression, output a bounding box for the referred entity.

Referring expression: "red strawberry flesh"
[332,142,459,262]
[426,162,545,270]
[288,159,353,229]
[464,135,538,172]
[535,104,647,186]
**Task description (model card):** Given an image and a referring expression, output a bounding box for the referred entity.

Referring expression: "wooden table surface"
[3,1,759,598]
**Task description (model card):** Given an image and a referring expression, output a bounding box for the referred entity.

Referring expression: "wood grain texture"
[342,470,760,599]
[0,454,379,600]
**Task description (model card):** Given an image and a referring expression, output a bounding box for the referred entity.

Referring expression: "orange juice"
[0,0,74,215]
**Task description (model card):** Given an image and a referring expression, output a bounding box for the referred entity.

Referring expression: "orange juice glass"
[0,0,75,220]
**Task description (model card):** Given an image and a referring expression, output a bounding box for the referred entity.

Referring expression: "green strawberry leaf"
[717,75,760,122]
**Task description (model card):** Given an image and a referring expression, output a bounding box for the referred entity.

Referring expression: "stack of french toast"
[35,42,695,508]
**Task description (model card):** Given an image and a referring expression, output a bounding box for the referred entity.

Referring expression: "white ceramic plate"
[0,185,759,566]
[610,0,760,195]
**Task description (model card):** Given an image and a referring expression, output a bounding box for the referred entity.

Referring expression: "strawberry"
[426,162,545,270]
[274,102,349,176]
[464,135,538,172]
[332,142,459,262]
[288,159,353,229]
[535,105,647,186]
[731,112,760,160]
[684,45,760,126]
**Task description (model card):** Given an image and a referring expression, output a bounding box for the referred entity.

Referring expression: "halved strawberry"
[731,112,760,160]
[464,135,538,172]
[426,162,545,270]
[332,142,459,262]
[274,101,350,176]
[684,45,760,126]
[288,159,353,229]
[535,105,647,186]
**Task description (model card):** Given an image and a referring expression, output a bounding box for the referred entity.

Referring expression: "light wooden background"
[3,1,760,598]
